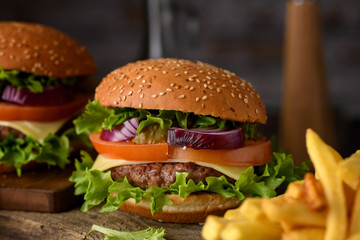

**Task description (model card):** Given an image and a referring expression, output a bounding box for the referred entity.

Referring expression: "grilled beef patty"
[0,126,26,141]
[111,162,234,189]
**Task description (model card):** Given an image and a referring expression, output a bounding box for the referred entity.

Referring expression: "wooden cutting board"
[0,166,80,212]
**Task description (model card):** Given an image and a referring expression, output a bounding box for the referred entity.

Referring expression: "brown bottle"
[280,0,335,165]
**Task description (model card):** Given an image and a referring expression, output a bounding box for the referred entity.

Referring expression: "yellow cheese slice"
[0,117,71,142]
[92,154,248,180]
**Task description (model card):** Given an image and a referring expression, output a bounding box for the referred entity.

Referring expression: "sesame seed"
[178,95,185,99]
[238,93,242,99]
[166,88,173,92]
[216,88,221,93]
[231,92,235,98]
[159,92,166,96]
[139,103,143,108]
[196,79,200,83]
[206,76,211,80]
[120,85,125,89]
[202,95,208,100]
[170,83,175,87]
[208,85,214,90]
[142,79,146,84]
[123,95,127,101]
[120,89,124,94]
[152,94,158,98]
[222,84,227,88]
[188,78,194,82]
[175,73,180,77]
[113,86,118,91]
[140,94,144,98]
[195,97,200,102]
[255,109,259,114]
[162,70,168,74]
[128,91,133,96]
[184,71,189,74]
[138,89,142,93]
[139,84,144,88]
[190,86,195,91]
[113,101,118,105]
[204,84,208,88]
[244,98,249,103]
[184,85,190,89]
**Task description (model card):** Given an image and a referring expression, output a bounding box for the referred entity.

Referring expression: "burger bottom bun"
[119,193,241,223]
[0,161,42,173]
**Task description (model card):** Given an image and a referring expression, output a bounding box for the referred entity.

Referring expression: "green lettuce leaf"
[0,65,75,93]
[73,100,114,135]
[0,132,72,176]
[73,100,243,137]
[88,225,166,240]
[70,151,307,214]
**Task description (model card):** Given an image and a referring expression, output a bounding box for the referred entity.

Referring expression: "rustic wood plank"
[0,167,79,213]
[0,206,203,240]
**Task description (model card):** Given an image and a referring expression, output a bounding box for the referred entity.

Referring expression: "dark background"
[1,0,359,157]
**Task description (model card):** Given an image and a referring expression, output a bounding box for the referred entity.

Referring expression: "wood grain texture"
[0,167,80,212]
[0,206,203,240]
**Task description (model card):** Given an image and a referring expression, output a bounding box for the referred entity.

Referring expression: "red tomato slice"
[0,93,90,122]
[89,132,272,167]
[89,133,168,161]
[168,139,272,166]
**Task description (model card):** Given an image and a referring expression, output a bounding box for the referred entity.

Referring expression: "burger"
[72,58,304,223]
[0,21,96,176]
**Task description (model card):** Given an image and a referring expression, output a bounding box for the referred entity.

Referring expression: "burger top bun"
[0,21,96,78]
[95,58,267,124]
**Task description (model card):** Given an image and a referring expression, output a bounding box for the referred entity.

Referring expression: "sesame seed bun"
[0,21,96,78]
[95,58,267,124]
[119,193,241,223]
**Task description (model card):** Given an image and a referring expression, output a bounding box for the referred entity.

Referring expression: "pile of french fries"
[202,129,360,240]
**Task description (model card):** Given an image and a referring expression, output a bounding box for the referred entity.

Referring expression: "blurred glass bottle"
[280,0,336,165]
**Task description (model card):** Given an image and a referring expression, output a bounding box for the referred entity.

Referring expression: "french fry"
[303,172,326,211]
[282,228,325,240]
[285,180,304,200]
[349,187,360,237]
[306,129,348,240]
[220,220,282,240]
[262,196,326,228]
[238,198,266,221]
[224,207,247,221]
[347,233,360,240]
[202,215,229,240]
[338,150,360,190]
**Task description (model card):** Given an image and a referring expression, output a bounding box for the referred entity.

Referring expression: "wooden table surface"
[0,205,203,240]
